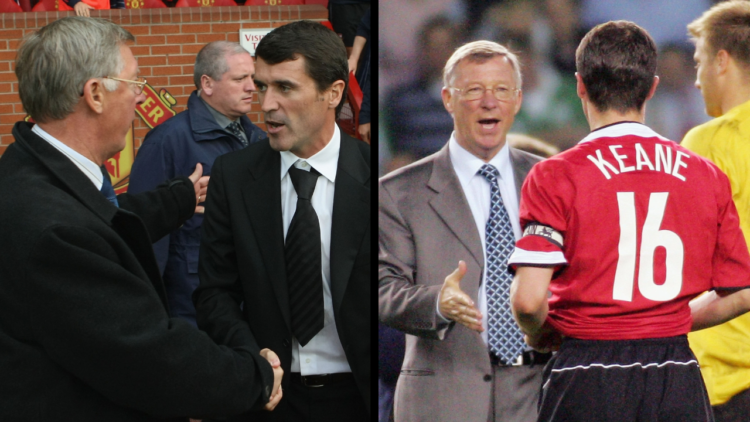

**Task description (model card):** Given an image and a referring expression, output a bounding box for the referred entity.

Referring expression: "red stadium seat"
[31,0,72,11]
[320,20,334,31]
[0,0,23,12]
[244,0,303,5]
[337,72,363,141]
[174,0,235,7]
[125,0,166,8]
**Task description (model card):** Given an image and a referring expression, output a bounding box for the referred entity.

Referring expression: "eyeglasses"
[450,85,520,102]
[104,76,147,95]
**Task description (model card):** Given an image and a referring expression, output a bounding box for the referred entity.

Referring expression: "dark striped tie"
[285,164,324,347]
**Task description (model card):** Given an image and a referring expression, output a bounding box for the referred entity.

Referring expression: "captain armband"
[522,223,564,249]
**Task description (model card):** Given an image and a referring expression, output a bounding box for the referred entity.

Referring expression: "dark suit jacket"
[378,142,541,422]
[195,131,371,417]
[0,122,274,421]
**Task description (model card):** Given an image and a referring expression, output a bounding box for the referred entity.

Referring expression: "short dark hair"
[576,20,657,113]
[255,20,348,118]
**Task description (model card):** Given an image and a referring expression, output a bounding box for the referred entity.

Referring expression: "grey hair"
[193,41,251,89]
[442,40,523,89]
[15,17,134,123]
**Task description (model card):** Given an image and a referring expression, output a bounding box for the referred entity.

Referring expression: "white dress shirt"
[32,124,103,190]
[279,124,351,375]
[445,133,522,345]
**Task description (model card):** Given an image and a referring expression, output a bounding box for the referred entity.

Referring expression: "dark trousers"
[327,2,370,46]
[538,336,713,422]
[713,387,750,422]
[253,374,368,422]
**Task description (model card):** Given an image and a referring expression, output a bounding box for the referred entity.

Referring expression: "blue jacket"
[128,90,265,325]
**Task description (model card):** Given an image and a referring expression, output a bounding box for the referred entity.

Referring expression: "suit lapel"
[242,147,292,332]
[330,135,370,314]
[509,147,537,194]
[427,144,484,270]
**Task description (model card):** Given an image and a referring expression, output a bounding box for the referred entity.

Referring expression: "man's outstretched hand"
[439,261,483,332]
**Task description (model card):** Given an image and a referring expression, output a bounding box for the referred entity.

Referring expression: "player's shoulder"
[682,118,723,152]
[380,151,438,182]
[379,149,442,193]
[525,143,580,176]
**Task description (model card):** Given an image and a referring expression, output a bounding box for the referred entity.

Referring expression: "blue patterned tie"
[100,166,119,208]
[477,164,525,363]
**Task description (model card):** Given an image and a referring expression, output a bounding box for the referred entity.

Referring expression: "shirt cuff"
[436,294,451,323]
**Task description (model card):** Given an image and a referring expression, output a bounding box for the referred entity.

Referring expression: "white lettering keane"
[654,144,672,174]
[672,151,689,181]
[587,142,688,181]
[587,149,620,179]
[610,145,635,173]
[635,143,655,171]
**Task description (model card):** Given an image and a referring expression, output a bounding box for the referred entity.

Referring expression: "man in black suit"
[0,17,282,421]
[195,20,370,421]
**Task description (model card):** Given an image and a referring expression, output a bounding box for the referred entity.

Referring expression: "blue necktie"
[100,166,119,207]
[477,164,525,363]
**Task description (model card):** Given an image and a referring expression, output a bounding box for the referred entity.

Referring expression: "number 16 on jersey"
[612,192,684,302]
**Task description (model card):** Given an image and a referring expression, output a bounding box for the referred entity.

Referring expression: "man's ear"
[716,49,730,76]
[645,75,660,102]
[513,89,523,115]
[575,72,587,100]
[442,87,454,115]
[201,74,213,96]
[82,78,105,114]
[328,79,346,109]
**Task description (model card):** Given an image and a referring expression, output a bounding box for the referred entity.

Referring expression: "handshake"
[260,348,284,411]
[189,348,284,422]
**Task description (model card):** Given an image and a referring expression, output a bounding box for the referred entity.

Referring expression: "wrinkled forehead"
[452,55,516,84]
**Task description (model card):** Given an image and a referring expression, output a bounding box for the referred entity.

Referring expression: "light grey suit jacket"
[378,141,541,422]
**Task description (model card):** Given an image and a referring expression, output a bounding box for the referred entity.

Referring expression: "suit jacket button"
[483,374,492,382]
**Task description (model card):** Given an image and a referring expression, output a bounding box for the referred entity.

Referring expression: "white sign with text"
[239,29,272,56]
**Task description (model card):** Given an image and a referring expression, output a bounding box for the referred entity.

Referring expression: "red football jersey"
[509,123,750,340]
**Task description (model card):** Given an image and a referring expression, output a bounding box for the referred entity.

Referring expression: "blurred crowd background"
[378,1,725,420]
[378,0,722,176]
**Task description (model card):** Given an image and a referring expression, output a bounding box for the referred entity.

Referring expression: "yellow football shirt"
[683,99,750,405]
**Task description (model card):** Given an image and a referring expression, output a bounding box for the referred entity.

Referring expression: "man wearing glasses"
[379,40,543,422]
[128,41,265,327]
[0,17,282,420]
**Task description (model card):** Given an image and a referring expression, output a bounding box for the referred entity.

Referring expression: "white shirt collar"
[32,124,103,189]
[579,122,669,144]
[280,124,340,182]
[448,131,511,180]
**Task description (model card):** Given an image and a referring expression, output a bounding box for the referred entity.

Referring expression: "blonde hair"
[442,40,523,89]
[688,0,750,68]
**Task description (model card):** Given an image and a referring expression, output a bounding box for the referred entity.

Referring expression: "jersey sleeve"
[710,166,750,290]
[508,159,570,269]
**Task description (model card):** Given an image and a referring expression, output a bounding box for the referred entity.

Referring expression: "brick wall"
[0,5,328,156]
